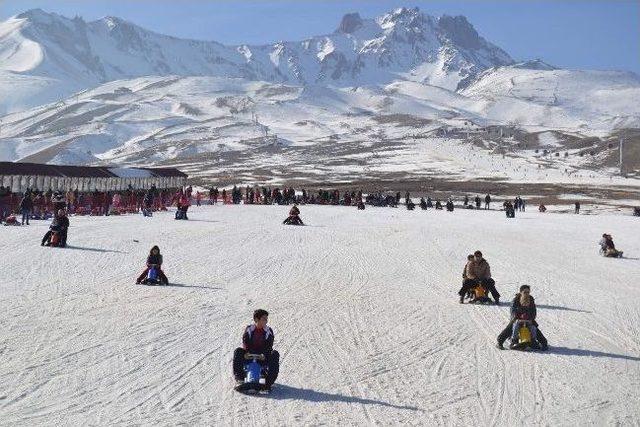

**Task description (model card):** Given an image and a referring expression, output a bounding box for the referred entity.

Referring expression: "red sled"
[50,231,61,247]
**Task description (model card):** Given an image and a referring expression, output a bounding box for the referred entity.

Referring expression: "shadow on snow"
[550,346,640,362]
[64,245,126,254]
[536,304,592,313]
[162,283,222,290]
[262,384,423,412]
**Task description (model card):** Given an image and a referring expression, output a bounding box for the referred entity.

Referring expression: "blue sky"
[2,0,638,73]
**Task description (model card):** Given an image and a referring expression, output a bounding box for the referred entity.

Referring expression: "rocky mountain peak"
[337,12,363,34]
[437,15,482,50]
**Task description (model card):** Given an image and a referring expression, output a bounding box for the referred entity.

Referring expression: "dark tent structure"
[0,162,187,193]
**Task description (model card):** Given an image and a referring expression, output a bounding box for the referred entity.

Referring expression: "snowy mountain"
[461,63,640,131]
[1,75,638,185]
[1,7,639,185]
[0,7,513,113]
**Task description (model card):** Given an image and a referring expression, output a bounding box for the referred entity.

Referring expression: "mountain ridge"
[1,7,513,113]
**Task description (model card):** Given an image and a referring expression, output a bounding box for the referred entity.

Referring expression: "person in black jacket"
[497,285,548,350]
[20,193,34,225]
[41,209,70,247]
[136,245,169,284]
[233,309,279,391]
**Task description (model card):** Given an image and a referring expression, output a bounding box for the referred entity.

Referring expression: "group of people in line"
[1,185,173,223]
[3,181,620,227]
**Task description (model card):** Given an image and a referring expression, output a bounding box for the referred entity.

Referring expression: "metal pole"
[620,138,623,174]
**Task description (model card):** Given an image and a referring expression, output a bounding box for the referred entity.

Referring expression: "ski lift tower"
[619,138,624,175]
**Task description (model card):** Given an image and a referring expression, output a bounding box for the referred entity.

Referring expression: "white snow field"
[1,205,639,425]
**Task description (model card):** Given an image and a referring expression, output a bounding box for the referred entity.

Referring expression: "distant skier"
[574,201,580,214]
[475,195,481,209]
[484,194,491,210]
[233,309,280,392]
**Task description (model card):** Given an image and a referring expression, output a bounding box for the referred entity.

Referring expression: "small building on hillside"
[485,125,519,139]
[0,162,188,193]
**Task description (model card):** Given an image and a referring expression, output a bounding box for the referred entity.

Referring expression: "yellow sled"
[518,324,532,344]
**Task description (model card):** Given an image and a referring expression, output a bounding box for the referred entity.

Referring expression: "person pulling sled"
[233,309,280,394]
[283,205,304,225]
[136,245,169,285]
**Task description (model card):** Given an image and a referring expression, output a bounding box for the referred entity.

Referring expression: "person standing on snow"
[19,193,33,225]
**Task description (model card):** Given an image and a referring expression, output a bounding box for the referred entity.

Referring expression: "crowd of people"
[3,182,623,226]
[0,185,174,224]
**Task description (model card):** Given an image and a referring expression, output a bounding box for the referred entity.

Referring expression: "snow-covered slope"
[1,205,639,424]
[462,63,640,130]
[0,75,638,185]
[0,7,513,113]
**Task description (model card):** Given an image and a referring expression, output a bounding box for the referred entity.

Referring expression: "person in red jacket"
[233,309,280,391]
[174,189,191,220]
